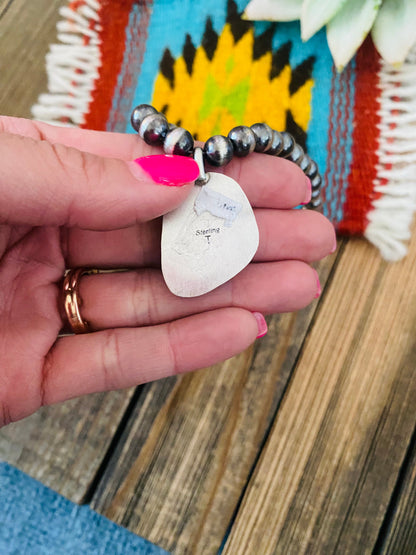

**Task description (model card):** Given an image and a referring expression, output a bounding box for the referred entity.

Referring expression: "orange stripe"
[82,0,136,130]
[338,37,381,235]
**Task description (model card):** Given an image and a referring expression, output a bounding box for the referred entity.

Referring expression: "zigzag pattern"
[153,0,315,147]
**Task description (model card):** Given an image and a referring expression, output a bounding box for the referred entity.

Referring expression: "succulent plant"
[244,0,416,71]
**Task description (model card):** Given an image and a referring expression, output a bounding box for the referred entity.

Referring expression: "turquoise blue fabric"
[0,463,169,555]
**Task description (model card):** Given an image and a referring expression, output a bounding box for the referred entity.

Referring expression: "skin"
[0,116,336,426]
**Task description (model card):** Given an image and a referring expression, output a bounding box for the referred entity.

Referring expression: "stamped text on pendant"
[161,172,259,297]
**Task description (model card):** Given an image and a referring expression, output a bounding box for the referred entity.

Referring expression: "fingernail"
[129,154,199,186]
[253,312,268,338]
[301,177,312,205]
[330,236,337,254]
[314,270,321,299]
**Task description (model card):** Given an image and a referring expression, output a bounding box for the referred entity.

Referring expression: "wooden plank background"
[378,431,416,554]
[224,236,416,554]
[1,2,416,554]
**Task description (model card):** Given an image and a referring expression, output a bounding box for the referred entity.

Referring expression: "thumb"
[0,131,199,230]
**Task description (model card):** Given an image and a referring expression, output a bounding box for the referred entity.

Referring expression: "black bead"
[267,130,284,155]
[250,123,274,152]
[228,125,256,157]
[287,143,305,165]
[163,127,194,156]
[204,135,234,167]
[305,159,318,180]
[311,174,322,189]
[131,104,158,132]
[139,113,169,145]
[279,132,295,158]
[311,197,322,209]
[299,153,312,173]
[311,188,320,199]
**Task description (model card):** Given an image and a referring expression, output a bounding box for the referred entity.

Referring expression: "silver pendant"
[161,150,259,297]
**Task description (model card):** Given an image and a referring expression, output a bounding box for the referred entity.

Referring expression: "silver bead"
[204,135,234,167]
[250,123,274,152]
[280,132,295,158]
[311,197,322,209]
[267,130,284,155]
[311,174,322,190]
[299,153,312,173]
[228,126,256,157]
[305,159,318,180]
[287,143,304,165]
[163,127,194,156]
[131,104,158,132]
[139,113,169,145]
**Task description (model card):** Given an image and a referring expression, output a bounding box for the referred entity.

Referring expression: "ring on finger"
[62,268,99,334]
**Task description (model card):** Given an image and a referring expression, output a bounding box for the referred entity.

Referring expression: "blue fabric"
[0,463,169,555]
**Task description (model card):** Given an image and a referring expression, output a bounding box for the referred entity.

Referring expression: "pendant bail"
[194,147,210,186]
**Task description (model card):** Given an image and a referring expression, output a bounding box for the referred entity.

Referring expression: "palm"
[0,225,64,422]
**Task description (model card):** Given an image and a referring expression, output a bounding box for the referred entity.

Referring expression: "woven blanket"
[33,0,416,260]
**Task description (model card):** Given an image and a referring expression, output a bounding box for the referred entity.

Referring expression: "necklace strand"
[131,104,321,209]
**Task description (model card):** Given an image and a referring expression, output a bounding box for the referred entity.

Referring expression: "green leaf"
[326,0,382,71]
[301,0,348,41]
[372,0,416,65]
[243,0,302,22]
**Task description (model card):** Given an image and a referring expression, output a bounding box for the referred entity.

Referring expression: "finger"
[216,154,310,209]
[0,128,198,229]
[1,116,310,209]
[64,208,335,268]
[76,261,318,330]
[254,209,336,262]
[64,220,162,268]
[43,308,261,404]
[0,115,155,160]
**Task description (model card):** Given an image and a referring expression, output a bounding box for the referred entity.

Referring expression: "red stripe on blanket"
[338,38,381,235]
[82,0,135,130]
[107,2,153,131]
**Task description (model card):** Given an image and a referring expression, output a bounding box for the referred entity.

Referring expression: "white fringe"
[31,0,102,127]
[365,45,416,261]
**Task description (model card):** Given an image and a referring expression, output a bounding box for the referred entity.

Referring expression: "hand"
[0,116,335,425]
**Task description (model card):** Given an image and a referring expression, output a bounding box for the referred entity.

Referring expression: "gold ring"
[62,268,99,334]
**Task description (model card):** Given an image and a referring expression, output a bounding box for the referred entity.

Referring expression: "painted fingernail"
[129,154,200,186]
[314,270,321,299]
[253,312,268,338]
[301,177,312,205]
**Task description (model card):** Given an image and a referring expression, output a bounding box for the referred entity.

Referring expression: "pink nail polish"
[314,270,321,299]
[301,177,312,205]
[253,312,268,338]
[131,154,200,186]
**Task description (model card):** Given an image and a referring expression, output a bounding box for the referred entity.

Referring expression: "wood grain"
[0,391,136,502]
[223,234,416,554]
[378,429,416,554]
[89,256,337,554]
[0,0,63,118]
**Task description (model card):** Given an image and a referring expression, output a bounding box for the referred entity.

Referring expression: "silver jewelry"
[131,104,322,297]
